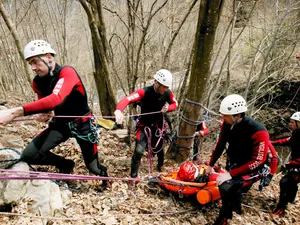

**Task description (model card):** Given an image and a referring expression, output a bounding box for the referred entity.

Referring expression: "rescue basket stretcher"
[155,163,225,205]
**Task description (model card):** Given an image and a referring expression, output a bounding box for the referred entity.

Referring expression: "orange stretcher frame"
[157,164,225,204]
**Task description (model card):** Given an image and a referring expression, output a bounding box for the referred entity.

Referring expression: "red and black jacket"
[22,64,90,123]
[116,85,177,126]
[209,116,275,178]
[271,129,300,165]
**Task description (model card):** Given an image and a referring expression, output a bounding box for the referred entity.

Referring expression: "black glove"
[280,165,287,173]
[194,174,209,183]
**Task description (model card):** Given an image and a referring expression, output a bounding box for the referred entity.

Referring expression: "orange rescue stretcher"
[156,163,225,205]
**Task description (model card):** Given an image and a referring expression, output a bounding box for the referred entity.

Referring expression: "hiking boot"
[128,180,139,190]
[213,217,228,225]
[97,180,111,192]
[233,204,244,215]
[271,206,286,216]
[156,165,164,172]
[58,159,75,174]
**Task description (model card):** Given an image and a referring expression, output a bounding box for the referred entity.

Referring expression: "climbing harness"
[68,114,100,144]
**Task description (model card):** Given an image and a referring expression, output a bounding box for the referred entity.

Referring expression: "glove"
[114,110,124,124]
[161,105,168,113]
[195,131,205,137]
[206,166,214,175]
[279,165,287,173]
[216,172,232,186]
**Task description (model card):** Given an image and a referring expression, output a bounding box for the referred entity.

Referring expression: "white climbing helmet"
[290,112,300,122]
[24,40,56,60]
[219,94,247,115]
[153,69,172,87]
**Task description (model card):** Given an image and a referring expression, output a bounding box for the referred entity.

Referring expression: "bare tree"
[162,0,198,67]
[0,2,32,86]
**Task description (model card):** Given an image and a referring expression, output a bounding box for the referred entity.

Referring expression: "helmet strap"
[38,55,53,76]
[154,81,160,94]
[231,115,242,127]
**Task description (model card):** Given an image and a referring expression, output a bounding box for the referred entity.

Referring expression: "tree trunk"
[170,0,224,162]
[79,0,116,116]
[0,3,32,87]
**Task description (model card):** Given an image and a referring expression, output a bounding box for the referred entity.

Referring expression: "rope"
[12,111,164,122]
[145,126,154,175]
[144,115,167,175]
[0,208,196,221]
[0,148,22,169]
[241,203,269,213]
[68,116,100,144]
[174,99,221,145]
[227,165,271,185]
[185,99,220,116]
[0,169,141,182]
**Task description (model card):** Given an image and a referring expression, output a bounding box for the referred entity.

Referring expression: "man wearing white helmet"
[114,69,177,188]
[0,40,110,191]
[205,94,278,225]
[271,112,300,216]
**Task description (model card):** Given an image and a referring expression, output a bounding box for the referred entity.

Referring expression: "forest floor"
[0,82,300,225]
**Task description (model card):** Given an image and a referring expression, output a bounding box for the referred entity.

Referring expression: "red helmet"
[178,161,198,181]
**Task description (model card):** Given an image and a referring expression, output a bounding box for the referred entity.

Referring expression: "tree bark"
[170,0,224,162]
[0,2,32,86]
[79,0,116,116]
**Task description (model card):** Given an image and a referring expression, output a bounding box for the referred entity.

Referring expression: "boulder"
[0,160,65,217]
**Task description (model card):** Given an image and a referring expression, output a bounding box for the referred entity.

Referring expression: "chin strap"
[38,56,53,76]
[230,116,242,129]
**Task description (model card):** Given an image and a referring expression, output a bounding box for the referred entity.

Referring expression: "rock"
[0,162,30,205]
[0,135,24,148]
[0,105,8,110]
[112,129,129,142]
[24,179,64,216]
[0,160,64,217]
[0,148,21,169]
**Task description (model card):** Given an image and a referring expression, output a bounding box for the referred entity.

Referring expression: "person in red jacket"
[114,69,178,188]
[271,112,300,216]
[206,94,278,225]
[0,40,109,190]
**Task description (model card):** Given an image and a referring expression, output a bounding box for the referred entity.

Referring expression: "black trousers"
[277,171,300,207]
[218,181,243,219]
[20,120,108,176]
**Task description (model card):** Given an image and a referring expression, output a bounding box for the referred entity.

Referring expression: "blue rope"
[68,117,101,144]
[0,148,22,169]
